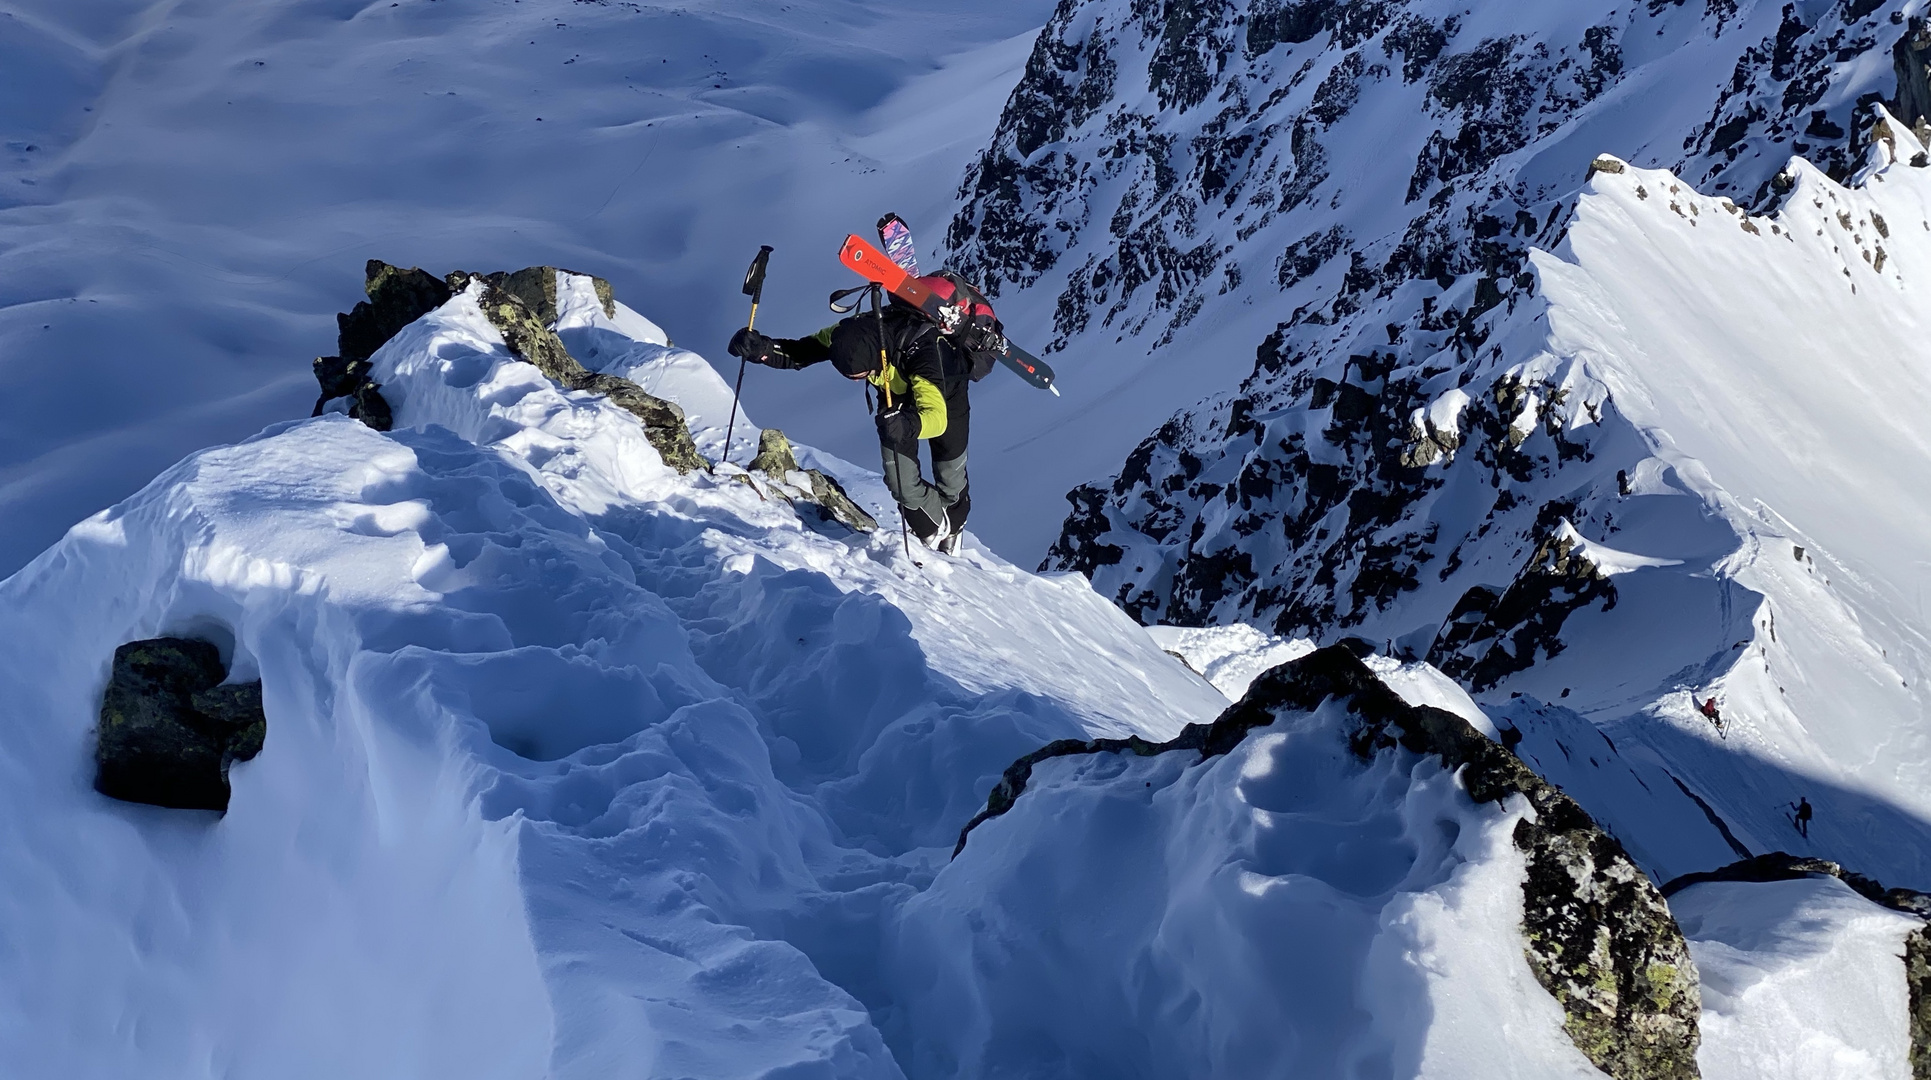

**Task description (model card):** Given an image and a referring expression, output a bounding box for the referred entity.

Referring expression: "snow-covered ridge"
[0,274,1227,1076]
[3,261,1926,1075]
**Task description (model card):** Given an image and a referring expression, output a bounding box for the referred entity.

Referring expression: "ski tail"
[839,234,940,310]
[993,338,1058,393]
[876,212,919,275]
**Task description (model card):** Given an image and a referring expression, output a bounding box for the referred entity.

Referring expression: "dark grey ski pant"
[881,383,969,538]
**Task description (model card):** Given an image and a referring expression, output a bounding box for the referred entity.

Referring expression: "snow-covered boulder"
[94,637,265,812]
[934,643,1700,1079]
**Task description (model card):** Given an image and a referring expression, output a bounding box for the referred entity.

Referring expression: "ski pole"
[724,245,772,467]
[869,283,916,564]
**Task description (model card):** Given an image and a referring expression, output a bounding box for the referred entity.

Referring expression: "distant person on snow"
[1792,796,1813,838]
[1697,695,1724,735]
[726,275,1001,555]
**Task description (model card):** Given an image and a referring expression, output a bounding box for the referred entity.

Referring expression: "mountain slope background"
[949,0,1931,886]
[0,0,1053,577]
[5,0,1931,1076]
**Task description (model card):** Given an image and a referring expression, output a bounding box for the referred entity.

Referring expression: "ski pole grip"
[742,245,772,331]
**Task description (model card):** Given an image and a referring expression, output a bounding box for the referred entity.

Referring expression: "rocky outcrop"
[1912,926,1931,1080]
[1895,18,1931,137]
[957,644,1700,1078]
[94,638,266,812]
[483,265,617,326]
[337,261,452,363]
[447,268,707,475]
[310,259,447,428]
[746,428,878,534]
[310,260,704,472]
[310,355,392,431]
[1430,524,1618,691]
[1660,851,1931,916]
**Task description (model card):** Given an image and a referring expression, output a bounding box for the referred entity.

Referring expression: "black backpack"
[925,271,1003,383]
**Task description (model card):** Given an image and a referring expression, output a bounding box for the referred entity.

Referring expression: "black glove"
[875,403,920,452]
[728,327,786,366]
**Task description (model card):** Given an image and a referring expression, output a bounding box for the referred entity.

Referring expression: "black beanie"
[828,315,886,378]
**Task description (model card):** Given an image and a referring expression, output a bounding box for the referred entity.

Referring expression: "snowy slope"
[6,269,1779,1077]
[5,274,1925,1071]
[1061,141,1931,892]
[956,0,1916,559]
[0,280,1230,1077]
[1013,0,1931,893]
[0,0,1052,577]
[1674,876,1924,1079]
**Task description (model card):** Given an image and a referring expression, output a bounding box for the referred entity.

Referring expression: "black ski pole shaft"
[724,245,772,467]
[869,283,914,562]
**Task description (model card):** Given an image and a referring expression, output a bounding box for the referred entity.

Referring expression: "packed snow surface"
[1675,876,1923,1080]
[0,277,1230,1076]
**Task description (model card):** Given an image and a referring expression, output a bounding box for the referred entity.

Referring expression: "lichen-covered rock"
[1909,925,1931,1080]
[578,373,707,475]
[447,269,706,474]
[748,428,877,534]
[749,427,801,478]
[336,260,451,363]
[956,644,1700,1078]
[472,274,585,387]
[1517,821,1699,1079]
[95,637,266,812]
[484,266,617,325]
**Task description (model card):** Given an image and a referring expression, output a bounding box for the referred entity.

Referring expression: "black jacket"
[776,304,971,396]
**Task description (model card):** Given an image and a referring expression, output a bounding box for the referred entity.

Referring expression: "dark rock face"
[337,261,451,364]
[95,638,266,812]
[963,1,1909,668]
[1660,850,1931,917]
[443,268,707,475]
[747,428,878,534]
[1430,526,1617,691]
[957,645,1700,1078]
[483,266,618,326]
[1895,17,1931,134]
[1911,926,1931,1080]
[310,355,393,431]
[313,259,447,428]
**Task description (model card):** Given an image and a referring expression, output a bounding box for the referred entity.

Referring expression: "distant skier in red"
[1697,694,1724,736]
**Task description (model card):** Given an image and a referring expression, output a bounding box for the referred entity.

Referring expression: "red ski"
[838,234,1059,395]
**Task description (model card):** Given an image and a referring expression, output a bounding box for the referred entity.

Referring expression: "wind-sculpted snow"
[5,267,1926,1073]
[0,282,1229,1076]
